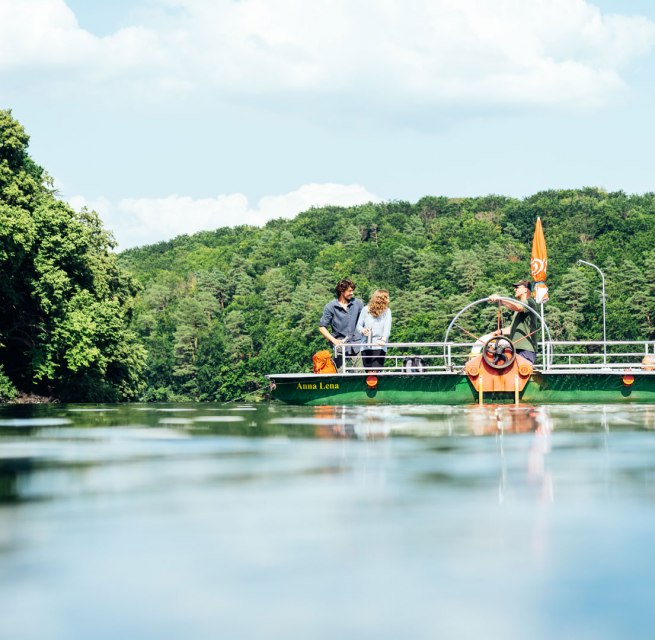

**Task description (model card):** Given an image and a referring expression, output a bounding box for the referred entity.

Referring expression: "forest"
[1,110,655,402]
[0,110,145,402]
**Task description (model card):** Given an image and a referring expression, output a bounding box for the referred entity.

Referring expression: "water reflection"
[304,405,393,440]
[2,402,652,507]
[1,403,655,639]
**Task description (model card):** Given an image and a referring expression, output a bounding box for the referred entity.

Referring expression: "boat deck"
[268,339,655,405]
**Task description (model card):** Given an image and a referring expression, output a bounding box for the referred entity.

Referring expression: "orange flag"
[531,217,549,304]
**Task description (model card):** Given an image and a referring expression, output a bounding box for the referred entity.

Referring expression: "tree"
[119,185,655,401]
[546,267,591,340]
[0,110,145,400]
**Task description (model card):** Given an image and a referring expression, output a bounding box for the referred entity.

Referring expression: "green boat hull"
[268,372,655,405]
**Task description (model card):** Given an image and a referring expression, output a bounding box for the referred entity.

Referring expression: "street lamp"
[577,259,607,366]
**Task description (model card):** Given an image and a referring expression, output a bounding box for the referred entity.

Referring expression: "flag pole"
[541,302,546,368]
[531,216,548,369]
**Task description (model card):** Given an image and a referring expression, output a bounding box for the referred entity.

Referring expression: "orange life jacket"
[313,350,337,374]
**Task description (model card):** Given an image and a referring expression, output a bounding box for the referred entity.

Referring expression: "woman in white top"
[356,289,392,372]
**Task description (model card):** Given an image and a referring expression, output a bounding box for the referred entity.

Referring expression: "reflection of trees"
[0,469,19,502]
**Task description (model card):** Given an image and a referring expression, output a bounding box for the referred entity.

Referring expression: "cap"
[511,280,532,291]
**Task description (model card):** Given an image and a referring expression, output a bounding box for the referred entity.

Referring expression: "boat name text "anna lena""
[296,382,340,390]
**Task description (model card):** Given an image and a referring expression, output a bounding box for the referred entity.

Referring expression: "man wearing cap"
[488,280,538,364]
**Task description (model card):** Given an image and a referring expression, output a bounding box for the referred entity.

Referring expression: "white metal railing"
[333,339,655,374]
[333,342,451,374]
[541,340,655,371]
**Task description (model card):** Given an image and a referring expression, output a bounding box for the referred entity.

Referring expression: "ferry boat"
[267,297,655,406]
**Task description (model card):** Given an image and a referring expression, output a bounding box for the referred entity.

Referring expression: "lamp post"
[577,259,607,366]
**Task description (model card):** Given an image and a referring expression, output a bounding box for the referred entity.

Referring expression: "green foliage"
[5,110,655,404]
[0,109,145,401]
[0,363,17,401]
[119,185,655,401]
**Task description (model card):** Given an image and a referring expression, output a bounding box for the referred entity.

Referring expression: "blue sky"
[2,0,655,248]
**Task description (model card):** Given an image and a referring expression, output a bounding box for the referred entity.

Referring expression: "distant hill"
[6,108,654,403]
[119,189,655,401]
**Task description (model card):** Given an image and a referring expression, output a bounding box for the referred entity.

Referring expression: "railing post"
[541,302,546,368]
[578,260,607,367]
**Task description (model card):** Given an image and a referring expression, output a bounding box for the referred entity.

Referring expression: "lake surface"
[1,402,655,640]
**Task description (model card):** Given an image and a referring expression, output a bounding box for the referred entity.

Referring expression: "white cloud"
[69,183,382,249]
[0,1,158,80]
[1,0,654,110]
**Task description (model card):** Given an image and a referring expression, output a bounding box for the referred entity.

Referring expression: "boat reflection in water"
[2,402,655,639]
[310,402,554,439]
[311,405,392,440]
[309,402,557,501]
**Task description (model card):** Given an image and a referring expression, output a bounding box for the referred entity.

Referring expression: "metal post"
[540,302,546,369]
[577,260,607,367]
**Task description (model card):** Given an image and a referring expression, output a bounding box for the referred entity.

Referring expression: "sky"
[1,0,655,249]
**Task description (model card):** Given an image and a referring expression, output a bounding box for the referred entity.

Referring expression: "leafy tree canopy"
[4,110,655,403]
[120,186,655,402]
[0,110,145,401]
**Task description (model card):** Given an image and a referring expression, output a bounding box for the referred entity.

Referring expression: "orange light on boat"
[623,375,635,386]
[366,376,378,388]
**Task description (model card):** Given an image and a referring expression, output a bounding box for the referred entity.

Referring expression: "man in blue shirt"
[319,278,364,369]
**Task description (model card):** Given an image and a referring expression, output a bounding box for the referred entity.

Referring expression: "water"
[1,402,655,640]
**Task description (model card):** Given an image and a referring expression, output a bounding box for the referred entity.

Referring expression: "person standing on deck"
[319,278,364,369]
[488,280,538,364]
[357,289,392,372]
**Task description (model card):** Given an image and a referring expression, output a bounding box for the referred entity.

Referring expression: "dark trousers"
[362,348,385,372]
[334,351,362,370]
